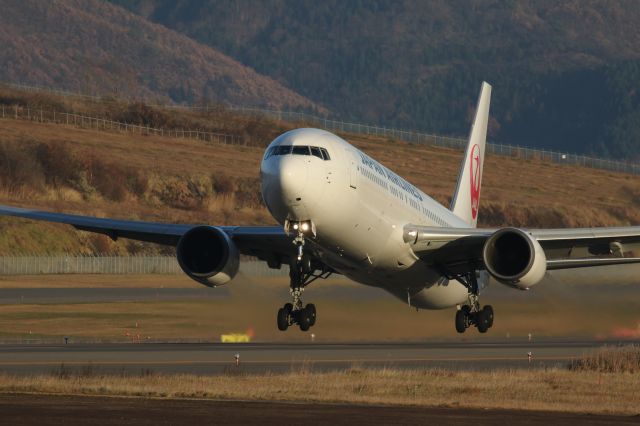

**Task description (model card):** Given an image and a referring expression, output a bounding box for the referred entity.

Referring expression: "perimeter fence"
[0,103,242,146]
[228,106,640,175]
[2,82,639,175]
[0,256,286,277]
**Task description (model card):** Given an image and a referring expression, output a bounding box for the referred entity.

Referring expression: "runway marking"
[0,356,578,366]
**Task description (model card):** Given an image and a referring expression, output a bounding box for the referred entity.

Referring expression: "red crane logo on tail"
[470,144,481,220]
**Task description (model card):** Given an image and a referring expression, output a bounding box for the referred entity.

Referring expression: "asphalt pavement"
[0,339,635,375]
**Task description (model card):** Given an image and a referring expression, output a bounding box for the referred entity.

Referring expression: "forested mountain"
[0,0,321,110]
[113,0,640,159]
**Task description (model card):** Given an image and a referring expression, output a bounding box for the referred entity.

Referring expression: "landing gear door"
[346,149,358,189]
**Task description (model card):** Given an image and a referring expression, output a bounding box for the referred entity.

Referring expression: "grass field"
[0,274,638,342]
[0,274,197,289]
[0,347,638,415]
[1,110,640,256]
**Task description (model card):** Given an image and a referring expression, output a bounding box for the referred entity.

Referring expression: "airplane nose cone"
[260,154,309,222]
[278,156,308,204]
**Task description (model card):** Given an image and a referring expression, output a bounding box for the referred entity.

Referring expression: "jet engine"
[176,226,239,287]
[482,228,546,290]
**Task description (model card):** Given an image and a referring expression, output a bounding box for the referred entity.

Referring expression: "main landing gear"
[277,226,331,332]
[453,271,494,334]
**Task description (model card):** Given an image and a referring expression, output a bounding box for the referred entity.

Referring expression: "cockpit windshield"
[265,145,331,161]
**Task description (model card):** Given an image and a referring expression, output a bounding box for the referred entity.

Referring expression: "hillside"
[0,0,321,111]
[116,0,640,159]
[0,88,639,255]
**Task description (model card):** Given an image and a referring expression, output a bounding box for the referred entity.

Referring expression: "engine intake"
[176,226,239,287]
[482,228,546,289]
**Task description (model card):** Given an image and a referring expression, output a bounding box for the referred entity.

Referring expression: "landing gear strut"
[277,227,330,332]
[453,271,494,334]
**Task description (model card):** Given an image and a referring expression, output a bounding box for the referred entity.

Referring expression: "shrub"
[157,178,208,210]
[211,174,235,195]
[90,234,113,254]
[0,139,45,191]
[36,142,82,187]
[87,158,128,202]
[241,117,282,146]
[114,102,173,128]
[125,171,149,198]
[235,177,263,207]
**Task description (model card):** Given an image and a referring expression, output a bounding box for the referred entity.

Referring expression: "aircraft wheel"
[477,309,491,333]
[483,305,494,328]
[306,303,317,326]
[298,308,312,331]
[277,307,289,331]
[455,310,467,333]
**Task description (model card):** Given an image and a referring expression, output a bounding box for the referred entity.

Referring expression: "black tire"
[455,310,466,333]
[284,303,293,313]
[298,308,312,331]
[306,304,317,326]
[477,310,490,333]
[277,308,289,331]
[483,305,494,328]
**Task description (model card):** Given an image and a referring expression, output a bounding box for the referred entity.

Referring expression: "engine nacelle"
[482,228,546,290]
[176,226,239,287]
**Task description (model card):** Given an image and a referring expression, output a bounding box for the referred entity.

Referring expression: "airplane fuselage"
[260,128,479,309]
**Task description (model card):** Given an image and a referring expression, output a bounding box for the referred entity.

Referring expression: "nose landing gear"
[277,224,330,332]
[276,260,321,332]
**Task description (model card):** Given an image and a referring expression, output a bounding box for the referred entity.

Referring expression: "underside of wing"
[404,223,640,281]
[0,204,292,265]
[0,205,191,245]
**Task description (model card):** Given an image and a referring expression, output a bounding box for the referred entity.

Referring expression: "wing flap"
[547,257,640,270]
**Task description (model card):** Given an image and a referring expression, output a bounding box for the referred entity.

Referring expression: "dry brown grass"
[0,85,640,255]
[0,274,198,289]
[0,365,638,414]
[569,346,640,373]
[2,117,639,230]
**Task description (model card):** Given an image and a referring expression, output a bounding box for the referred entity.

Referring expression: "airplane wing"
[0,205,293,264]
[403,224,640,275]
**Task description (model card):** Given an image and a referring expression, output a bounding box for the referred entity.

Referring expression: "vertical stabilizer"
[450,82,492,228]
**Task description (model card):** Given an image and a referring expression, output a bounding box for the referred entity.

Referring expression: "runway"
[0,339,635,375]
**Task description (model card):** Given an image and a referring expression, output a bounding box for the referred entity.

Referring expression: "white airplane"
[2,82,640,334]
